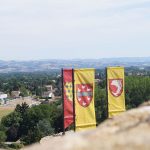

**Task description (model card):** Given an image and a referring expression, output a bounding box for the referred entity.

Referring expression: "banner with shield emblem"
[74,68,96,131]
[107,67,126,118]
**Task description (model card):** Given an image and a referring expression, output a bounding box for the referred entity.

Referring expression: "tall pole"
[62,69,65,135]
[105,68,109,119]
[72,68,76,132]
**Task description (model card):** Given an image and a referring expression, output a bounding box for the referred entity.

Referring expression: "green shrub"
[0,142,9,149]
[8,143,24,149]
[21,128,42,145]
[37,119,54,137]
[0,131,7,142]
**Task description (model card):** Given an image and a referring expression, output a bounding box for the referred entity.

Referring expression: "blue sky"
[0,0,150,60]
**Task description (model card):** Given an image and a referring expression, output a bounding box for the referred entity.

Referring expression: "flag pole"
[105,67,109,119]
[62,68,65,135]
[72,68,76,132]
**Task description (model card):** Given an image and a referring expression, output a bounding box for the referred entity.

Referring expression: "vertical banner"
[107,67,126,118]
[63,69,73,129]
[74,68,96,131]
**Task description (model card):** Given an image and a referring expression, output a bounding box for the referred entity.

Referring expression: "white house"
[42,91,55,99]
[45,85,53,91]
[0,93,7,105]
[0,94,7,99]
[11,91,20,98]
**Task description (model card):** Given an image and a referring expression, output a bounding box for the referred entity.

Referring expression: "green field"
[0,107,14,120]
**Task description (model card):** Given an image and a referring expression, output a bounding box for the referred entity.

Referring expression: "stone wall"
[23,105,150,150]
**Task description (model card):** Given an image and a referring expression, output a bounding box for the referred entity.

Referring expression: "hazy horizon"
[0,56,150,62]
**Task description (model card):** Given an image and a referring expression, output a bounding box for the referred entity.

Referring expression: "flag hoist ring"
[76,84,93,107]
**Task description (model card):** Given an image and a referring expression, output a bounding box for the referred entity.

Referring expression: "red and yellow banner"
[63,69,73,129]
[74,68,96,131]
[107,67,126,118]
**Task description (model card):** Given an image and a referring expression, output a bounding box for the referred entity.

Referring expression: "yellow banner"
[74,68,96,131]
[107,67,126,118]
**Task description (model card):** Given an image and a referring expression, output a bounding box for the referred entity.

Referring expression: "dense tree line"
[0,101,62,146]
[0,72,60,97]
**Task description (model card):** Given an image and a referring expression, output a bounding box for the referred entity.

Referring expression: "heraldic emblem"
[65,82,73,101]
[109,79,123,97]
[76,84,93,107]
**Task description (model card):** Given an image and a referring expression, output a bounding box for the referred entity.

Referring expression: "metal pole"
[72,68,76,132]
[105,68,109,119]
[62,68,65,135]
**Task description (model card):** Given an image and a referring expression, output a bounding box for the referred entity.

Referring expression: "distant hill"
[0,57,150,73]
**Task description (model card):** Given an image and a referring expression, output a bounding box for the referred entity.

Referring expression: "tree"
[15,103,29,115]
[6,125,18,141]
[95,83,107,124]
[21,128,42,145]
[0,131,6,143]
[1,111,22,142]
[37,119,54,137]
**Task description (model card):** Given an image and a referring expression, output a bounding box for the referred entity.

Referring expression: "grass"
[0,107,14,120]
